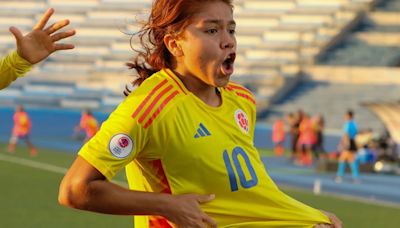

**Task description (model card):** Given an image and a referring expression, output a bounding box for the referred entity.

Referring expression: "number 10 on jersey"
[223,147,258,192]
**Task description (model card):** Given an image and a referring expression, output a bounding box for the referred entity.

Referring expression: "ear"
[164,33,183,57]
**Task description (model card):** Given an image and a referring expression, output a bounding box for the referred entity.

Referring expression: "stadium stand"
[318,0,400,66]
[0,0,380,121]
[265,0,400,132]
[264,80,400,130]
[363,102,400,144]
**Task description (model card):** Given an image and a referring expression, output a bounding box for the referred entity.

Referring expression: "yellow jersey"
[0,51,32,90]
[79,69,330,228]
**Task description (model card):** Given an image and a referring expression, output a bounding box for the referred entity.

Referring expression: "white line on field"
[2,153,399,209]
[0,153,127,186]
[276,184,400,209]
[0,153,68,173]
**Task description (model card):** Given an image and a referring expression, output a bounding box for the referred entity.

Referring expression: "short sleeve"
[78,94,149,180]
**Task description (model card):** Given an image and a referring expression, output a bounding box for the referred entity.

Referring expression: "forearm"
[76,179,171,216]
[58,156,173,216]
[60,155,217,227]
[0,51,32,89]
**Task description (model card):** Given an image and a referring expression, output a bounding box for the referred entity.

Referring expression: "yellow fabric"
[126,161,150,228]
[79,69,331,228]
[0,51,32,89]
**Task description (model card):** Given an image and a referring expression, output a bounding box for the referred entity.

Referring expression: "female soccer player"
[0,8,75,90]
[8,105,37,156]
[272,118,285,156]
[59,1,342,227]
[74,110,99,143]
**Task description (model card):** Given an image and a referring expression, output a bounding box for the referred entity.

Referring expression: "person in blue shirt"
[335,110,360,183]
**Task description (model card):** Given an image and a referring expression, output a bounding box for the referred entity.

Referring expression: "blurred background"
[0,0,399,227]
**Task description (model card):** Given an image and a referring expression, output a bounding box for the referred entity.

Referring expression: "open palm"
[10,8,75,64]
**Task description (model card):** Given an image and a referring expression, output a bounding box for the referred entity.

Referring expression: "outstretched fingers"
[54,43,75,51]
[33,8,55,30]
[51,29,76,42]
[33,8,71,35]
[9,26,23,43]
[45,19,71,35]
[51,29,76,51]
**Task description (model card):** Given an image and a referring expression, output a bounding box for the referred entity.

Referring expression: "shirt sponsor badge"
[234,109,249,134]
[108,134,133,158]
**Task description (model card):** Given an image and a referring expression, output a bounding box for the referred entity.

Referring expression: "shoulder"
[224,81,256,106]
[130,69,188,98]
[124,70,186,129]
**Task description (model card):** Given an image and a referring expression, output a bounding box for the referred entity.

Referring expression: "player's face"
[175,1,236,88]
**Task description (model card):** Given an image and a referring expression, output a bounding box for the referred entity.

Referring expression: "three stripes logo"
[194,123,211,138]
[131,79,180,129]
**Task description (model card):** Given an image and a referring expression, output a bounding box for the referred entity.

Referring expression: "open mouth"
[221,52,236,76]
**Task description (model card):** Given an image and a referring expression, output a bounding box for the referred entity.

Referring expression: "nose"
[220,31,235,49]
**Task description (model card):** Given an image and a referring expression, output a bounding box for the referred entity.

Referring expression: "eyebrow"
[203,19,236,26]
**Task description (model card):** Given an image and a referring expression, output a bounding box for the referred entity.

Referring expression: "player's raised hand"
[164,193,217,228]
[9,8,76,64]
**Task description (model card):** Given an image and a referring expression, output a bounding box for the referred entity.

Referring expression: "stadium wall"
[0,107,341,153]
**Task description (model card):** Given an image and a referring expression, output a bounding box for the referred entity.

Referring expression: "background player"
[335,110,360,183]
[8,105,37,156]
[74,110,99,143]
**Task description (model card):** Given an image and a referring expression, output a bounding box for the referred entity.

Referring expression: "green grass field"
[1,145,399,228]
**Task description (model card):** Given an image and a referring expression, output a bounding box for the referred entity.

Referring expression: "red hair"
[126,0,234,86]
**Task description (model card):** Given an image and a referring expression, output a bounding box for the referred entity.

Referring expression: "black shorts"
[346,138,357,152]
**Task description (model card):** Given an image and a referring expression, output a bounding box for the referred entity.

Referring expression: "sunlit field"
[1,145,399,228]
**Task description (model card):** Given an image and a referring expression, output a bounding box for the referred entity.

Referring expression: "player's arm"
[58,156,217,228]
[0,51,31,89]
[0,8,75,90]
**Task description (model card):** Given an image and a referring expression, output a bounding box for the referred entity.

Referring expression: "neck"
[172,70,221,107]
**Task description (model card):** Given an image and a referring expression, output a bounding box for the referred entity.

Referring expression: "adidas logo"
[194,123,211,138]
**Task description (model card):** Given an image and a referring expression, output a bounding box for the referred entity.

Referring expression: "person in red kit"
[272,118,286,156]
[74,110,99,143]
[8,105,37,156]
